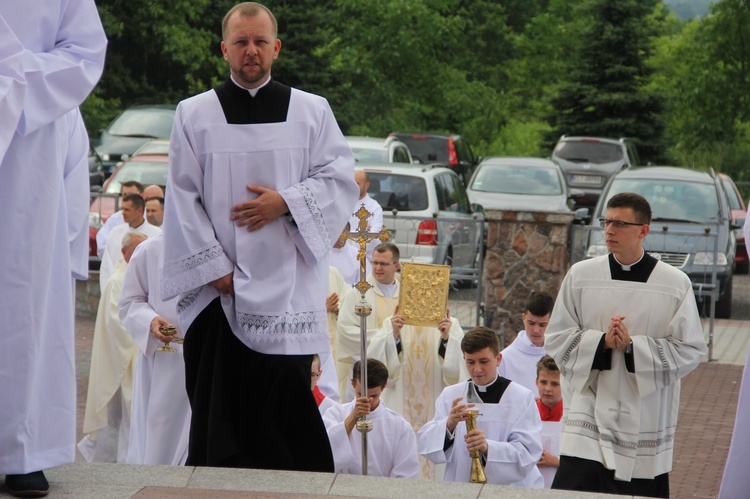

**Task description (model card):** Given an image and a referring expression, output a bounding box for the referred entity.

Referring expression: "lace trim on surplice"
[161,242,234,300]
[286,183,330,261]
[237,309,328,343]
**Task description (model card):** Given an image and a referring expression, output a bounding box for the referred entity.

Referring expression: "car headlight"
[693,251,728,266]
[89,212,102,229]
[101,153,110,162]
[586,244,608,258]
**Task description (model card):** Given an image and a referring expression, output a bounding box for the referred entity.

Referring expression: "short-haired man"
[145,197,164,227]
[96,180,146,257]
[99,193,161,293]
[323,359,419,478]
[546,192,707,497]
[535,355,562,489]
[418,327,544,487]
[497,291,554,393]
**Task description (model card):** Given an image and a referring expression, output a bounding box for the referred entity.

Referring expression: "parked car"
[88,146,104,187]
[89,152,169,262]
[552,136,641,208]
[585,166,737,318]
[466,157,582,212]
[355,163,484,277]
[92,104,176,176]
[346,136,413,164]
[719,172,748,274]
[131,138,171,157]
[389,132,480,184]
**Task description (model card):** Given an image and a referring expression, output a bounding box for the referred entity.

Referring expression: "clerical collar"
[608,251,658,283]
[612,249,645,271]
[229,74,271,97]
[475,375,500,392]
[377,280,398,298]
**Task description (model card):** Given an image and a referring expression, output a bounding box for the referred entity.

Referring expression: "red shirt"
[537,399,563,421]
[312,386,326,407]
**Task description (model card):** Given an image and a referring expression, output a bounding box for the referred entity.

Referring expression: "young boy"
[323,359,419,478]
[498,291,554,393]
[535,355,562,488]
[418,327,544,487]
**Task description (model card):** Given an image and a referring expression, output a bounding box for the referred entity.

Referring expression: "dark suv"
[390,132,479,184]
[585,166,737,318]
[552,136,641,207]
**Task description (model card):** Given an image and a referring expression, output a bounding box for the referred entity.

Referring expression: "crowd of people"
[2,2,747,498]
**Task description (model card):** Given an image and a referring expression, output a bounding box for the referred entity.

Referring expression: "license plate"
[569,174,602,185]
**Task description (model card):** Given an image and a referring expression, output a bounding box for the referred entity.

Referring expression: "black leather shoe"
[5,471,49,498]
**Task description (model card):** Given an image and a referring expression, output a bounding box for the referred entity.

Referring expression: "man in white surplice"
[546,192,707,498]
[100,193,162,293]
[497,291,554,393]
[0,3,106,495]
[119,234,191,466]
[159,2,358,471]
[418,327,544,487]
[324,359,419,478]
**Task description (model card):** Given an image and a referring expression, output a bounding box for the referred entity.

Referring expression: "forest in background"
[83,0,750,189]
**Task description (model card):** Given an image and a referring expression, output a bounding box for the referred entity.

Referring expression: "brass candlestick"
[466,409,487,484]
[157,325,177,352]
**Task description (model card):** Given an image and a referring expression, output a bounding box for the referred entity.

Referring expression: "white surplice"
[118,235,191,466]
[336,274,399,399]
[79,260,138,463]
[326,266,351,400]
[539,421,562,489]
[97,210,125,257]
[100,220,162,293]
[497,331,546,394]
[545,255,707,481]
[0,2,106,475]
[324,399,419,478]
[418,380,544,487]
[329,240,359,286]
[160,85,358,356]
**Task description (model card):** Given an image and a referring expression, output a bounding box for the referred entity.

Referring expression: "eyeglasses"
[599,218,645,229]
[311,371,321,379]
[371,261,396,267]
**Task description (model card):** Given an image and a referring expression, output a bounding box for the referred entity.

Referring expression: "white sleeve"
[417,390,454,465]
[119,242,160,357]
[323,405,357,474]
[63,109,91,280]
[0,13,26,162]
[390,419,420,478]
[367,317,403,381]
[440,318,468,386]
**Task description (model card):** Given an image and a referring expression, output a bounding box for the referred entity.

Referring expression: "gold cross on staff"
[339,204,391,297]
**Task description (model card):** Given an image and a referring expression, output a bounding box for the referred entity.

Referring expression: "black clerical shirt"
[214,77,291,124]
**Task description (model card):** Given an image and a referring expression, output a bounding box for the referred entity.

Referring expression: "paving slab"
[186,467,335,495]
[45,462,194,488]
[329,473,480,498]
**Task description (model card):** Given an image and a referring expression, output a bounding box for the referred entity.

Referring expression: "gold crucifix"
[340,204,391,297]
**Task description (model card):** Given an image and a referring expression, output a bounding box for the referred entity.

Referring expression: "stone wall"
[76,272,100,317]
[483,210,574,347]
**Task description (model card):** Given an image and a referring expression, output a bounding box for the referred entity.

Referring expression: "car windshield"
[603,178,720,223]
[365,171,428,211]
[106,161,168,194]
[351,147,388,163]
[107,109,175,138]
[554,141,624,164]
[395,136,447,163]
[471,164,563,195]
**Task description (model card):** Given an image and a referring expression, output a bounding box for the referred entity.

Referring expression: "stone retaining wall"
[483,210,574,347]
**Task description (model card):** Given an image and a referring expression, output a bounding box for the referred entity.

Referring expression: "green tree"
[546,0,668,162]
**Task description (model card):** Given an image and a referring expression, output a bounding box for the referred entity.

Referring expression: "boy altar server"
[324,359,419,478]
[497,291,554,393]
[418,327,544,487]
[118,234,191,465]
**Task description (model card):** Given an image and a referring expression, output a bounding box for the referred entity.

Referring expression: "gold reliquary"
[398,262,450,327]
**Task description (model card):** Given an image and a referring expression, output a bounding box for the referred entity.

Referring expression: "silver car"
[346,136,414,164]
[354,164,484,273]
[466,157,578,212]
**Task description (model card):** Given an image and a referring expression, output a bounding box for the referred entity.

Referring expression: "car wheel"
[714,275,733,319]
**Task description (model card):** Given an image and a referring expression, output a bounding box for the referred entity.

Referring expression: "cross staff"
[339,203,391,476]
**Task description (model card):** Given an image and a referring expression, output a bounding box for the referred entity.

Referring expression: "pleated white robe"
[118,235,191,466]
[545,255,707,481]
[497,330,547,394]
[0,1,105,475]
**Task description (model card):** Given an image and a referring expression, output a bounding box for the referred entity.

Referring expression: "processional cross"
[340,203,391,475]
